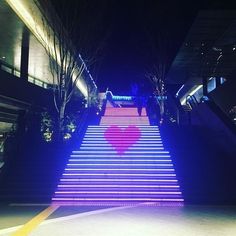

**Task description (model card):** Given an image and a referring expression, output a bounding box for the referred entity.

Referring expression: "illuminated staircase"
[52,106,184,206]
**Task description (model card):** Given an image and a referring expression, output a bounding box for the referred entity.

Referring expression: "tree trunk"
[160,100,164,118]
[59,100,66,140]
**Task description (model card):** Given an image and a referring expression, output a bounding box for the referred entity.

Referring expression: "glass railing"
[0,60,50,89]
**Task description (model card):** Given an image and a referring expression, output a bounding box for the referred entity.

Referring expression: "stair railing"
[186,95,198,109]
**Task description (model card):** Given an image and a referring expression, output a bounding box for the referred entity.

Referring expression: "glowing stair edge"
[52,107,184,206]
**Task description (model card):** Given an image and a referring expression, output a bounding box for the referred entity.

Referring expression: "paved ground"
[0,205,236,236]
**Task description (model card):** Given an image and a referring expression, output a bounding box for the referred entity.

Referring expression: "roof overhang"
[6,0,91,98]
[167,10,236,86]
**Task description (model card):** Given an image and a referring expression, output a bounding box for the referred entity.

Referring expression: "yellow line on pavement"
[11,205,59,236]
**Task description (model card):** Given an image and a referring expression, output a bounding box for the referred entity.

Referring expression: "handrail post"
[177,107,180,125]
[203,77,208,96]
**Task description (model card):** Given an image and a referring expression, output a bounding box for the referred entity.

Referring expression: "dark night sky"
[98,0,194,94]
[51,0,235,94]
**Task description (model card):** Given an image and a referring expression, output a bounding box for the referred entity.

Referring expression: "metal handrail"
[0,60,50,89]
[186,95,198,109]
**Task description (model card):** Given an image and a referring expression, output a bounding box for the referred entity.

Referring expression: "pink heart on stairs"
[104,125,141,155]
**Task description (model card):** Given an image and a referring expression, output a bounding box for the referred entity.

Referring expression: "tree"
[146,66,166,121]
[145,33,169,122]
[35,0,108,140]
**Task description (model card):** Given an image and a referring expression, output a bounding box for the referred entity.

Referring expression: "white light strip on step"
[55,191,182,194]
[83,138,162,141]
[79,147,164,150]
[68,159,171,162]
[100,123,150,125]
[63,168,174,171]
[84,135,161,138]
[58,184,180,188]
[63,169,176,177]
[82,141,163,144]
[66,163,173,167]
[85,132,160,135]
[81,143,163,147]
[72,151,169,154]
[60,178,177,182]
[87,126,159,129]
[88,126,159,127]
[86,130,160,133]
[70,155,171,158]
[52,197,184,201]
[80,145,164,148]
[88,126,156,129]
[86,129,160,132]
